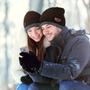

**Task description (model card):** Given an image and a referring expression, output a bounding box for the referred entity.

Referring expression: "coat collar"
[50,26,71,49]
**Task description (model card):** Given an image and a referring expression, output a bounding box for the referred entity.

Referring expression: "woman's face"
[27,26,43,42]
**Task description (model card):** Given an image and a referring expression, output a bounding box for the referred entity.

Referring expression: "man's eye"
[41,28,44,31]
[47,25,51,28]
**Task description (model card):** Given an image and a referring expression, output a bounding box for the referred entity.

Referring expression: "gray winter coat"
[28,27,90,85]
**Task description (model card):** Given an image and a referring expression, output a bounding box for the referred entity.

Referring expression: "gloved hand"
[21,75,33,85]
[19,51,41,72]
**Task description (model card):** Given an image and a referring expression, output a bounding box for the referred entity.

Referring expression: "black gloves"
[21,75,33,85]
[19,51,41,72]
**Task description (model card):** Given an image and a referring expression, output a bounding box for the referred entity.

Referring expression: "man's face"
[41,24,61,41]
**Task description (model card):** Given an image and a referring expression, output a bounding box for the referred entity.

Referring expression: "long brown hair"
[27,34,44,61]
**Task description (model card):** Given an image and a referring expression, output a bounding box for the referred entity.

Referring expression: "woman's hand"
[19,51,41,72]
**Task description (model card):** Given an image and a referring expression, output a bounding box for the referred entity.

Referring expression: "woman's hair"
[23,11,44,61]
[27,34,44,61]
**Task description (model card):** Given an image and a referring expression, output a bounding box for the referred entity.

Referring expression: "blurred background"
[0,0,90,90]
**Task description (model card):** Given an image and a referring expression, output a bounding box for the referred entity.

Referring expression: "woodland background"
[0,0,90,90]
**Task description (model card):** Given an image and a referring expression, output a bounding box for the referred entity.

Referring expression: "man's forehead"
[41,24,48,28]
[40,22,51,27]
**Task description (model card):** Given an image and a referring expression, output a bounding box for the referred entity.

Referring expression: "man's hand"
[19,51,41,72]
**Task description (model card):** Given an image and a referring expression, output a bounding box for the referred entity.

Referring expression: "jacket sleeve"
[39,36,90,80]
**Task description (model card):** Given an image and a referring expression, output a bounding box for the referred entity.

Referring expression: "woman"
[16,11,45,90]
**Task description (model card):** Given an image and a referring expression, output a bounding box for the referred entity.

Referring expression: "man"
[19,7,90,90]
[39,7,90,90]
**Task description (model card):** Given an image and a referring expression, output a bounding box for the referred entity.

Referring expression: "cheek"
[40,33,43,37]
[42,30,46,35]
[27,33,32,38]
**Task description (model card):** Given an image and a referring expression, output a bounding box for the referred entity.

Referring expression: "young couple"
[17,7,90,90]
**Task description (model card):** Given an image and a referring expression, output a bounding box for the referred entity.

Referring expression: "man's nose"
[43,28,48,35]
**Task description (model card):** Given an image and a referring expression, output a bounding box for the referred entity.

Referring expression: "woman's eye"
[36,27,41,30]
[27,29,32,32]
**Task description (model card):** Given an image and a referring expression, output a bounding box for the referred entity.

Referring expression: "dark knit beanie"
[23,11,41,30]
[40,7,65,26]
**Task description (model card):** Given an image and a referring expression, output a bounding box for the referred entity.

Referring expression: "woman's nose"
[32,30,37,36]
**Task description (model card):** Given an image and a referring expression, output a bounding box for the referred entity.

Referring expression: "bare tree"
[82,0,90,32]
[76,1,81,27]
[29,0,43,13]
[48,0,57,7]
[3,0,10,89]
